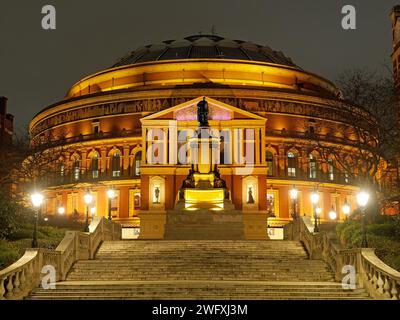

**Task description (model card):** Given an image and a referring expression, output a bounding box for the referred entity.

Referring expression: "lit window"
[112,153,121,177]
[309,154,317,179]
[135,151,142,176]
[287,152,296,177]
[328,159,334,181]
[73,160,80,181]
[92,155,99,179]
[60,163,65,177]
[344,172,349,184]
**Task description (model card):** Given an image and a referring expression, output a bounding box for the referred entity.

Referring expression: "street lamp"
[342,198,350,221]
[31,192,44,248]
[329,206,337,220]
[83,192,93,232]
[107,189,116,221]
[310,191,320,233]
[57,206,65,215]
[357,190,370,248]
[316,206,322,226]
[289,186,298,219]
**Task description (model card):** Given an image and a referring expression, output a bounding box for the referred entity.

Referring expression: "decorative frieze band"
[31,97,373,137]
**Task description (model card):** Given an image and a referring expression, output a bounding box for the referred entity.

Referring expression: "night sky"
[0,0,399,130]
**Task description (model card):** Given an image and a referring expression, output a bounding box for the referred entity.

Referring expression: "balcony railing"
[268,167,358,186]
[33,129,142,148]
[266,129,360,146]
[39,169,140,188]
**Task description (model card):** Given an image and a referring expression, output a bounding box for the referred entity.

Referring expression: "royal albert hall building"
[29,34,377,234]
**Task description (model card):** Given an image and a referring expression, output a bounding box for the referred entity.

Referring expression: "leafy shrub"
[0,240,20,269]
[367,223,397,238]
[336,218,400,271]
[7,228,33,241]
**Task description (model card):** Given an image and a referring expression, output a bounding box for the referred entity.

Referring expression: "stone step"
[27,281,370,300]
[27,240,370,300]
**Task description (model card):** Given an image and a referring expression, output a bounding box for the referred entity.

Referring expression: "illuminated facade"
[0,96,14,145]
[30,35,375,232]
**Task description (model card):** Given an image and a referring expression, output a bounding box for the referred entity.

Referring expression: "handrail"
[0,217,121,300]
[284,216,400,300]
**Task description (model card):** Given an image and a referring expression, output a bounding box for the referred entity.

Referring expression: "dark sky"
[0,0,399,130]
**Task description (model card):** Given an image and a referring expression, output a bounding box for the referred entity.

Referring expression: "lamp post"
[83,192,93,232]
[310,191,320,233]
[107,189,116,221]
[289,186,298,220]
[328,206,337,221]
[342,198,350,221]
[31,192,44,248]
[57,207,65,215]
[357,190,370,248]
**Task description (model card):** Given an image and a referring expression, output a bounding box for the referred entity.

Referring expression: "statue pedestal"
[138,210,166,239]
[164,208,245,240]
[242,211,269,240]
[183,188,225,210]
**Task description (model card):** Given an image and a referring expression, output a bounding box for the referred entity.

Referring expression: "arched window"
[328,159,334,181]
[287,152,296,177]
[112,153,121,177]
[266,151,274,176]
[134,151,142,176]
[309,154,317,179]
[60,162,65,177]
[91,155,99,179]
[73,160,81,181]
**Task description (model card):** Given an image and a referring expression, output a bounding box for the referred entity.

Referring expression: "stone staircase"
[27,240,370,300]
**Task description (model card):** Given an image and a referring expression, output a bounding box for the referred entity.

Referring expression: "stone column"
[278,145,286,177]
[261,129,266,165]
[100,147,107,173]
[168,122,177,165]
[255,128,260,164]
[142,128,147,165]
[81,150,87,174]
[163,128,168,164]
[123,145,130,172]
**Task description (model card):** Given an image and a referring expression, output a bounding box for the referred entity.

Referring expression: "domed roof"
[112,34,300,69]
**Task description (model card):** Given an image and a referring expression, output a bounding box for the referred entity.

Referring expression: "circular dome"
[112,34,300,69]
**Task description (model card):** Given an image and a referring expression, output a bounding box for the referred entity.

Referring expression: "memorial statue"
[197,97,209,127]
[247,187,255,204]
[213,169,226,188]
[154,187,160,203]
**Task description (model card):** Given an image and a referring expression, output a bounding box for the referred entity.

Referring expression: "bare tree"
[299,68,400,212]
[0,126,76,197]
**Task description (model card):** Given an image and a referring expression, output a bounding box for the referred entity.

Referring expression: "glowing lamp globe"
[107,189,116,199]
[342,203,350,216]
[310,192,320,204]
[289,187,298,200]
[356,191,369,207]
[84,193,93,205]
[31,193,44,208]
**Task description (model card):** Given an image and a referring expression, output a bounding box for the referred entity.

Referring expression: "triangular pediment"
[141,96,266,123]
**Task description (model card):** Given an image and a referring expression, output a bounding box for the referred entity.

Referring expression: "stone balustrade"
[0,217,121,300]
[284,216,400,300]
